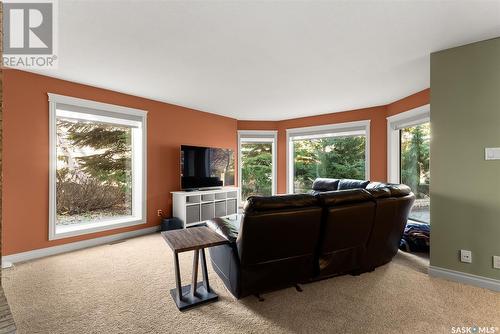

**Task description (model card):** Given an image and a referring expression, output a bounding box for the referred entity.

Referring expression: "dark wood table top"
[161,226,229,253]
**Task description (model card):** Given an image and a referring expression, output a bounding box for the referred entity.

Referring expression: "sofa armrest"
[207,217,240,243]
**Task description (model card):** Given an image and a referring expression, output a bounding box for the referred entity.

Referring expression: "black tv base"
[184,187,223,192]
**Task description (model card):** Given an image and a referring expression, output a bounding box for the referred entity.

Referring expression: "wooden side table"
[161,226,228,311]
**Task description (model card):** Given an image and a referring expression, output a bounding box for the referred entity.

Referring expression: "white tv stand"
[171,187,240,228]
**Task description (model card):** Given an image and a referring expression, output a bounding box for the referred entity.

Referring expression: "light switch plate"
[485,148,500,160]
[493,256,500,269]
[460,250,472,263]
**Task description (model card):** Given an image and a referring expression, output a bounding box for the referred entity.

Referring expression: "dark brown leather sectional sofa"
[207,178,415,299]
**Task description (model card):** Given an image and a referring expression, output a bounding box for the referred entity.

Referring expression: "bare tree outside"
[56,118,133,227]
[209,148,235,186]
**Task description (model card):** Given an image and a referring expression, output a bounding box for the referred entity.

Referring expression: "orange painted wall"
[2,69,238,255]
[238,89,430,194]
[387,89,430,117]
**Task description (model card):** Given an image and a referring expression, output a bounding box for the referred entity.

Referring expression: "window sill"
[51,216,146,240]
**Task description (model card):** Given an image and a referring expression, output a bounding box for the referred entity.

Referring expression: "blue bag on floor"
[399,222,430,253]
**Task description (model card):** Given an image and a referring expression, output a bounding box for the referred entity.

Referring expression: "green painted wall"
[430,37,500,280]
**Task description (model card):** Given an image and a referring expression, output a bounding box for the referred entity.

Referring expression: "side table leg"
[190,249,199,298]
[200,248,210,293]
[173,252,183,303]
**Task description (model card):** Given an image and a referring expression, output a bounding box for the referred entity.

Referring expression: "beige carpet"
[2,233,499,334]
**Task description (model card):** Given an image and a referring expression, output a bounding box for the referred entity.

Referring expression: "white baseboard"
[428,265,500,292]
[2,225,160,267]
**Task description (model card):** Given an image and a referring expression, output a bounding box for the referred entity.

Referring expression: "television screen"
[180,145,235,190]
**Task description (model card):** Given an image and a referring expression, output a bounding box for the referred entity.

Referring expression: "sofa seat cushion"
[317,189,373,206]
[244,194,319,213]
[338,179,370,190]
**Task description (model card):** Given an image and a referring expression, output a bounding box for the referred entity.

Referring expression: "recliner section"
[208,194,323,298]
[207,180,415,299]
[316,189,377,278]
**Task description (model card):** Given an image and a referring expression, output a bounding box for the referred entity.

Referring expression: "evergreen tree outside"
[239,136,366,196]
[293,136,366,193]
[400,123,430,223]
[240,143,273,201]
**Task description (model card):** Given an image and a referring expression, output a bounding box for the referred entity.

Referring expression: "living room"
[0,1,499,333]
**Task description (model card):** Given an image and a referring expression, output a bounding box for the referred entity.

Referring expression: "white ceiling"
[30,1,500,120]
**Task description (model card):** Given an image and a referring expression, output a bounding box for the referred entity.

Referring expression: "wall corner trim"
[2,226,160,266]
[428,265,500,292]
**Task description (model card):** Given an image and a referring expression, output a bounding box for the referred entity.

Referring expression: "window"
[387,105,430,224]
[238,131,277,202]
[287,121,370,193]
[49,94,147,240]
[400,123,430,223]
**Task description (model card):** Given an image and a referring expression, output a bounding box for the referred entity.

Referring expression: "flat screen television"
[180,145,235,190]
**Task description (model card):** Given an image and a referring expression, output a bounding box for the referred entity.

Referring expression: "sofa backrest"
[239,194,322,266]
[363,191,415,269]
[312,178,373,193]
[238,194,323,292]
[335,179,415,270]
[315,189,376,276]
[337,179,370,190]
[316,188,372,206]
[311,178,340,193]
[311,179,415,276]
[243,193,318,212]
[366,181,413,197]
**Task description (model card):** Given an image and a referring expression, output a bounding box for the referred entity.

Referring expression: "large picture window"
[238,131,277,203]
[287,121,370,193]
[49,94,147,239]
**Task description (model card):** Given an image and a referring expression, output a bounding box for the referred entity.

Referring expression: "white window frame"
[48,93,147,240]
[286,120,370,194]
[387,104,430,183]
[238,130,278,201]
